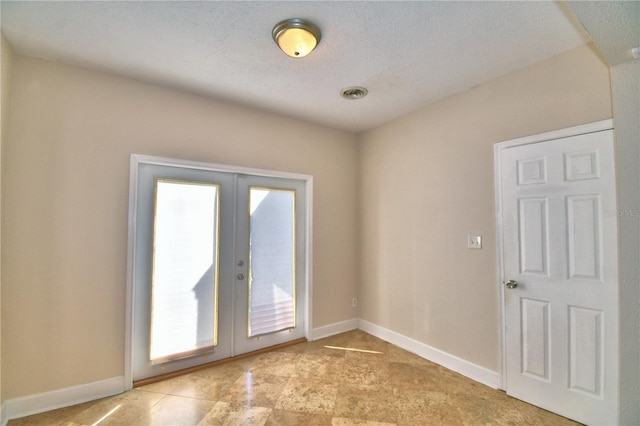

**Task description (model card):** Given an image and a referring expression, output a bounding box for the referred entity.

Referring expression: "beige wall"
[357,44,612,371]
[1,32,15,414]
[611,61,640,424]
[1,38,625,410]
[2,56,359,399]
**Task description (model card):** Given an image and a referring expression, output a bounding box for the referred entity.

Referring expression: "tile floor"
[8,330,580,425]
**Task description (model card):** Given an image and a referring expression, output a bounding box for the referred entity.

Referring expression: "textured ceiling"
[0,1,591,133]
[566,0,640,66]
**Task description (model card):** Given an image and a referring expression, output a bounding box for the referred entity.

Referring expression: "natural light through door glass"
[150,180,219,362]
[248,187,296,337]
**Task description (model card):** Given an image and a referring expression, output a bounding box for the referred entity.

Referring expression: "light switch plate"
[468,235,482,249]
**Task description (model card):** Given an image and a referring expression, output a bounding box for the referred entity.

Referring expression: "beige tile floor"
[9,330,581,425]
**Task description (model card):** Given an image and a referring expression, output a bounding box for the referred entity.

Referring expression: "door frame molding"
[124,154,314,390]
[493,119,613,390]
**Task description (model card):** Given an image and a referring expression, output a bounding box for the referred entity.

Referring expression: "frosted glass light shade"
[272,18,321,58]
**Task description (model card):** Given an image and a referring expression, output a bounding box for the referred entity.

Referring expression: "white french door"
[129,157,308,382]
[496,121,618,425]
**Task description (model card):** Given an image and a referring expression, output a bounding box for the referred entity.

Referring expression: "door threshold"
[133,337,307,388]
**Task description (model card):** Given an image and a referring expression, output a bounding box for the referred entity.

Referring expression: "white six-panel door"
[497,122,618,425]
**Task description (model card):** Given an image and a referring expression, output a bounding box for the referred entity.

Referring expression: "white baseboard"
[310,318,358,341]
[4,376,125,422]
[358,319,500,389]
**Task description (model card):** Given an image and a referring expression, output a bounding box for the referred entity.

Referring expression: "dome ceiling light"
[272,18,321,58]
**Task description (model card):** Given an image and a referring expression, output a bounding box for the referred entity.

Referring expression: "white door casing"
[495,120,618,425]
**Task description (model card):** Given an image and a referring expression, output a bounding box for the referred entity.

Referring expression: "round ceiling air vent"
[340,86,368,100]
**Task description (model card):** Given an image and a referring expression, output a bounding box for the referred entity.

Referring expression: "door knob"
[237,273,245,280]
[505,280,518,289]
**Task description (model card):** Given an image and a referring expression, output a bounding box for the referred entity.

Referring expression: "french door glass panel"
[150,179,220,362]
[132,161,306,381]
[248,187,296,337]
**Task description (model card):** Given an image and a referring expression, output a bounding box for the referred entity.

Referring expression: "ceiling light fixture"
[272,18,321,58]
